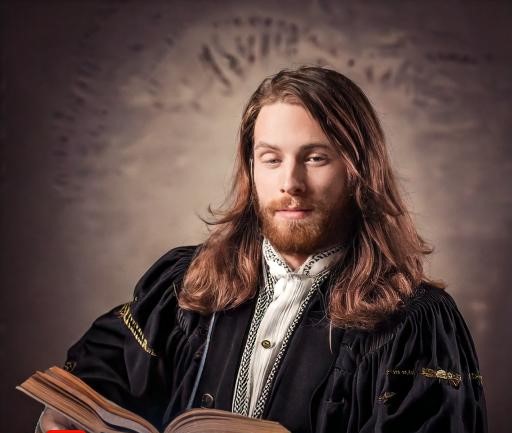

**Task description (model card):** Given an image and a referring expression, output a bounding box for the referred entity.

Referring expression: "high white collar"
[262,238,344,279]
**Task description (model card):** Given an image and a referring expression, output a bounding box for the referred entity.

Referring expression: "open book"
[17,367,290,433]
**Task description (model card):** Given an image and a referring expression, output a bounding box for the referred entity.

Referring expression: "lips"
[275,208,313,219]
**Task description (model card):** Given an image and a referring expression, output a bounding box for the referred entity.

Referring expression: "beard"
[257,195,347,256]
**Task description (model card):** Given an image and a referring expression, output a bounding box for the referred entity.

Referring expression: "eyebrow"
[254,142,333,152]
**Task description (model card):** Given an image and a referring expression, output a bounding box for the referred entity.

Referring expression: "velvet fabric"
[65,246,487,433]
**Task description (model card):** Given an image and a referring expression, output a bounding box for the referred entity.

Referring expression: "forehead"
[253,102,332,151]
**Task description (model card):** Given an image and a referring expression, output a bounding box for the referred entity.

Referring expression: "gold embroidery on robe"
[470,372,484,384]
[118,303,157,356]
[385,369,415,376]
[385,367,482,388]
[420,368,462,388]
[63,360,76,372]
[378,391,396,403]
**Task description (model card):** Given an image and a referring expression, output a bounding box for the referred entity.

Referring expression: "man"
[39,66,487,432]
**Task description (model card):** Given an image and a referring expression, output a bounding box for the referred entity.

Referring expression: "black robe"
[65,246,487,433]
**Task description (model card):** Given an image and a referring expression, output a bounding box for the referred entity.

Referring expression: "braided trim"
[251,270,330,418]
[118,302,157,356]
[232,264,275,415]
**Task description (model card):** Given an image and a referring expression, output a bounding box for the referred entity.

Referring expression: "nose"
[280,160,306,195]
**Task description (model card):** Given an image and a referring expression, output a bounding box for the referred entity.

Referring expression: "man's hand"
[37,407,82,432]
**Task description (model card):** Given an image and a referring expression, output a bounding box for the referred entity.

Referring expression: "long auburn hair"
[179,66,443,329]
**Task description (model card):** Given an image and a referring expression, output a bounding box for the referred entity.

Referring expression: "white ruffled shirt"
[246,238,344,416]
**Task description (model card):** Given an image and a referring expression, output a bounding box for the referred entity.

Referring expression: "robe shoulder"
[346,284,481,362]
[128,244,201,339]
[66,244,200,362]
[131,245,199,302]
[341,284,487,432]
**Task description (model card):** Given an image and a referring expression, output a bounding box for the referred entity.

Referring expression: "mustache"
[265,197,315,212]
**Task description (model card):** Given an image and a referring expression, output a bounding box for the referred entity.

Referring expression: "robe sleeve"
[353,286,487,433]
[63,245,198,423]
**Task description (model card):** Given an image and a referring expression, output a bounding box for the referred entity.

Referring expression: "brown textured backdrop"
[2,1,511,432]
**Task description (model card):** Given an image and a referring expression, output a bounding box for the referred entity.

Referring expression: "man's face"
[253,101,349,256]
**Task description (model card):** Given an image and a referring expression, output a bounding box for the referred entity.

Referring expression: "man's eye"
[262,158,280,165]
[306,155,328,163]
